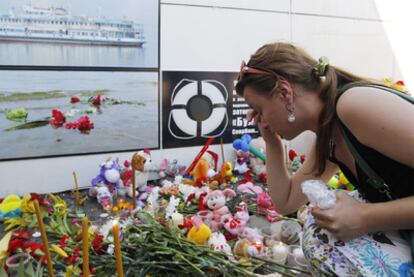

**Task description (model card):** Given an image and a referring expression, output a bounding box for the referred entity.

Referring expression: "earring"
[286,104,295,123]
[288,112,296,123]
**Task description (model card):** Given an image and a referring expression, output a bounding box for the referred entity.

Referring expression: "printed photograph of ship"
[0,5,145,47]
[0,70,159,160]
[0,0,159,67]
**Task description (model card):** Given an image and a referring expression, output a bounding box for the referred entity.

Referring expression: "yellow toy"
[0,195,21,214]
[186,216,211,245]
[338,172,355,191]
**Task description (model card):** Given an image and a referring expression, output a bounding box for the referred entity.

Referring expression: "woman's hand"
[310,190,370,241]
[247,109,280,144]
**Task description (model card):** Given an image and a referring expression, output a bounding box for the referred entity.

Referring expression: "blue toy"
[233,134,266,162]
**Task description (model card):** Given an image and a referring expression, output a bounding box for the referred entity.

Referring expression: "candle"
[132,169,136,209]
[33,200,54,277]
[82,217,90,277]
[271,241,288,264]
[112,221,124,277]
[73,171,80,207]
[293,247,306,265]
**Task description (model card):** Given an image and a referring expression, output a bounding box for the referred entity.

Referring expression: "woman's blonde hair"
[236,42,371,176]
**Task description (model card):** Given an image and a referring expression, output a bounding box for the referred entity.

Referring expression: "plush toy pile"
[0,136,346,276]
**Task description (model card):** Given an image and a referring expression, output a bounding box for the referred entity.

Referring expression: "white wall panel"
[292,0,380,20]
[0,144,236,198]
[161,4,291,71]
[291,15,394,79]
[161,0,290,12]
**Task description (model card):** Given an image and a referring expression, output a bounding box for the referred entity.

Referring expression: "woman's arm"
[312,85,414,240]
[336,86,414,168]
[312,192,414,241]
[365,196,414,231]
[248,110,337,215]
[267,141,337,215]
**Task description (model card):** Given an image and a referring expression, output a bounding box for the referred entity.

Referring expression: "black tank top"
[329,83,414,203]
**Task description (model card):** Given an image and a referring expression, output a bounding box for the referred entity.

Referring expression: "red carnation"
[65,116,94,133]
[70,97,80,104]
[91,95,101,106]
[49,109,66,127]
[198,192,208,211]
[92,235,105,254]
[60,235,70,249]
[12,230,30,240]
[288,149,297,161]
[123,160,130,168]
[8,238,24,253]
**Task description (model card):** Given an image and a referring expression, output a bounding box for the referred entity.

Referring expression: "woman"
[235,42,414,276]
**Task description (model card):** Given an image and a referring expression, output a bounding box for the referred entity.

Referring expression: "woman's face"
[243,86,296,139]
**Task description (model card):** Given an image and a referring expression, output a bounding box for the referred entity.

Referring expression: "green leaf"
[17,258,25,276]
[24,259,35,276]
[4,120,49,131]
[35,259,43,277]
[0,266,8,277]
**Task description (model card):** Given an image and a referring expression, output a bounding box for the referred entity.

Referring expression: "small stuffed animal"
[90,159,122,196]
[204,189,236,230]
[208,232,232,256]
[96,186,113,211]
[223,203,250,236]
[249,137,267,175]
[187,216,211,245]
[233,150,250,174]
[132,150,152,193]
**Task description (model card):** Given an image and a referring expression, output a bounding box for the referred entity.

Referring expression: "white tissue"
[301,180,336,209]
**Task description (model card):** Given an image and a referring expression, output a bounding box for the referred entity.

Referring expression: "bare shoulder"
[336,85,414,167]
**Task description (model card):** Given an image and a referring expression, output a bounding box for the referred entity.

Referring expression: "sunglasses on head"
[238,60,274,81]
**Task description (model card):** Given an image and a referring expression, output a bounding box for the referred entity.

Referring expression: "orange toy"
[192,158,209,186]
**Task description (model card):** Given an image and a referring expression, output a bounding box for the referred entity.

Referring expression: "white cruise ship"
[0,5,145,47]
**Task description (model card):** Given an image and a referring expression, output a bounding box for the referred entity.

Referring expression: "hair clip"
[313,56,329,77]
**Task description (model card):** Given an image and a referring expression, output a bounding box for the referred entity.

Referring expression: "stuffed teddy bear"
[131,150,152,193]
[203,188,236,231]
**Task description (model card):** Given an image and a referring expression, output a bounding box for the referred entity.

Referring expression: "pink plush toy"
[223,203,250,235]
[203,189,236,230]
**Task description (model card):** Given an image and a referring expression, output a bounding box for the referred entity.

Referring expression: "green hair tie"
[313,56,329,77]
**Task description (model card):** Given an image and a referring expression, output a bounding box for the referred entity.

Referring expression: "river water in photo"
[0,71,159,160]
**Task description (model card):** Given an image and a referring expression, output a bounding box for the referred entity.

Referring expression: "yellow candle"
[113,221,124,277]
[132,169,136,209]
[33,200,54,277]
[73,171,80,207]
[82,217,90,277]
